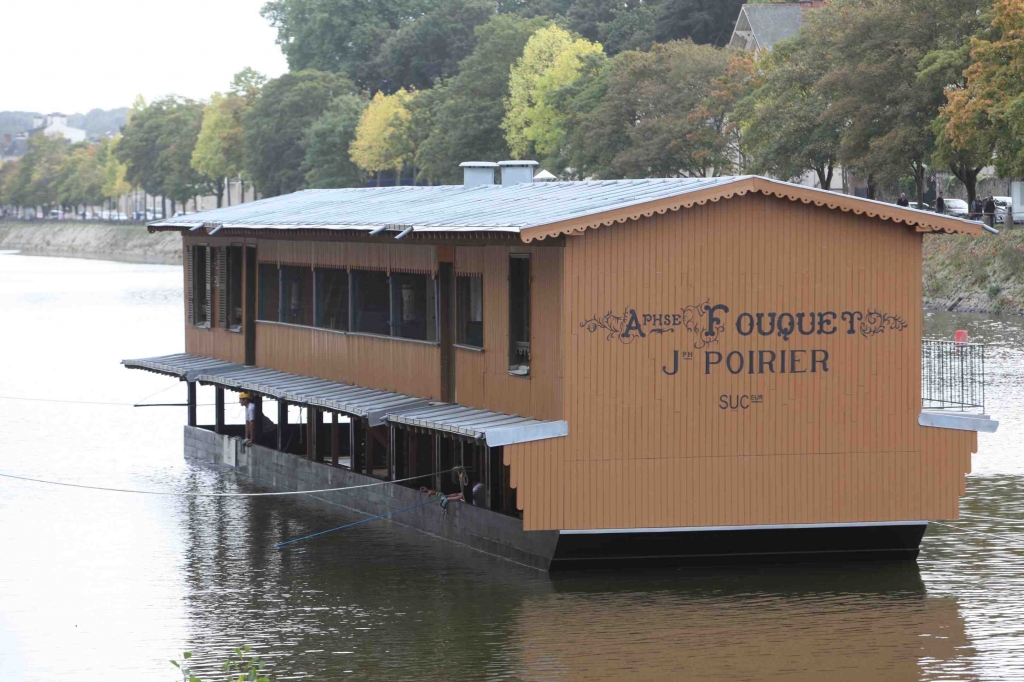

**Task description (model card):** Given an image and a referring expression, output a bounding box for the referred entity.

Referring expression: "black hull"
[549,523,927,570]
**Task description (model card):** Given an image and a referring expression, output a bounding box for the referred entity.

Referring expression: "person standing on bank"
[897,193,910,207]
[984,196,997,227]
[241,393,256,446]
[935,192,946,214]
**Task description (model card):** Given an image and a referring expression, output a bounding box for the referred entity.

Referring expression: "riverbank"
[0,221,181,263]
[923,230,1024,315]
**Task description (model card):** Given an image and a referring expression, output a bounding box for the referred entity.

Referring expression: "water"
[1,252,1023,681]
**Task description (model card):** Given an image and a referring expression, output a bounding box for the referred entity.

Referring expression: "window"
[315,268,349,331]
[391,273,437,341]
[227,245,243,329]
[351,270,391,335]
[281,265,314,326]
[258,264,280,322]
[191,245,210,327]
[509,255,530,374]
[456,275,483,348]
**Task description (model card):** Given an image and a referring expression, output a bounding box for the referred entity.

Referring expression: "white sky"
[0,0,289,114]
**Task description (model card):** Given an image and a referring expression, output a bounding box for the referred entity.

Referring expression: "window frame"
[314,266,350,332]
[456,274,484,349]
[226,244,244,331]
[192,244,211,329]
[508,254,530,374]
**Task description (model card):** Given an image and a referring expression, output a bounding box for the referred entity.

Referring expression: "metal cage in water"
[921,339,986,412]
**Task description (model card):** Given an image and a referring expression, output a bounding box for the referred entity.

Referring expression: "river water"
[1,251,1022,681]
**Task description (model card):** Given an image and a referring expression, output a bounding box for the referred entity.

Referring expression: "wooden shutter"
[205,245,212,326]
[217,247,228,328]
[186,245,194,324]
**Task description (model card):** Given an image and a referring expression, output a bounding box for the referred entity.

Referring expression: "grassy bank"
[923,230,1024,315]
[0,221,181,264]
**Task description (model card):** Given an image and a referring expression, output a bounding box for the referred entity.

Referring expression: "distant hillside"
[0,108,129,139]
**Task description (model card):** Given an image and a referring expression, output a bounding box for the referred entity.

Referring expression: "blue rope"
[275,498,439,548]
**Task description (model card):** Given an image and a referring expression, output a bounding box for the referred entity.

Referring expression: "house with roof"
[730,2,823,53]
[123,161,996,570]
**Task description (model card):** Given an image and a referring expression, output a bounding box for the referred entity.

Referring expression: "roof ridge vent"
[499,160,539,187]
[460,161,499,188]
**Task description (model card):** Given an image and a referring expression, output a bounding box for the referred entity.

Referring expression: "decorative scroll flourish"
[580,307,639,344]
[682,300,725,349]
[860,309,908,337]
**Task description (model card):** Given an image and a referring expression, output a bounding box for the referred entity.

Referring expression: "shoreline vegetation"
[0,221,180,264]
[3,222,1022,315]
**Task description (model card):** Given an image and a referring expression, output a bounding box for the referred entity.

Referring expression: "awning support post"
[277,400,288,451]
[389,426,396,482]
[331,412,339,467]
[348,416,357,471]
[484,445,492,511]
[307,407,318,461]
[434,434,442,492]
[214,387,225,434]
[187,381,197,427]
[363,419,373,476]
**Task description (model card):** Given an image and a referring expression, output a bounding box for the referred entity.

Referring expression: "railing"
[922,339,986,412]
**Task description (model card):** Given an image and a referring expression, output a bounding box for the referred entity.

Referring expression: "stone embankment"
[923,230,1024,315]
[0,221,180,264]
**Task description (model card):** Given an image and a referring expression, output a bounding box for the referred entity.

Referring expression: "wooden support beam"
[214,387,225,434]
[187,381,197,427]
[331,412,340,467]
[363,418,373,476]
[306,407,318,461]
[348,416,357,471]
[277,400,288,451]
[389,426,397,482]
[434,434,442,492]
[484,446,492,511]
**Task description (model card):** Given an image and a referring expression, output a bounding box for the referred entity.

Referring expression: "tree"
[117,96,210,214]
[56,142,105,212]
[553,40,737,178]
[192,92,247,206]
[360,0,496,93]
[23,133,68,212]
[243,70,356,196]
[302,95,368,187]
[503,25,604,159]
[737,38,840,188]
[350,89,418,182]
[414,14,549,184]
[102,137,131,208]
[653,0,746,47]
[261,0,432,83]
[941,0,1024,181]
[565,0,656,55]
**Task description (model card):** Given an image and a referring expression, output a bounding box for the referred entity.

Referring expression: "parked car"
[944,198,969,218]
[99,210,129,221]
[992,196,1020,225]
[911,201,933,211]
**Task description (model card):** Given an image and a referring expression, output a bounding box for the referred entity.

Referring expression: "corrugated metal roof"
[122,353,568,445]
[148,176,748,234]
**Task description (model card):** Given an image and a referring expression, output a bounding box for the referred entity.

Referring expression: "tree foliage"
[302,95,368,188]
[243,70,356,196]
[503,25,604,159]
[350,89,418,176]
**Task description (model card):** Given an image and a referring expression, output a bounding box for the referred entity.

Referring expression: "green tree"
[652,0,746,47]
[56,142,105,212]
[941,0,1024,183]
[243,70,356,197]
[736,38,840,188]
[350,89,418,182]
[261,0,432,83]
[302,94,368,187]
[102,137,131,207]
[23,133,68,212]
[360,0,496,93]
[503,25,604,159]
[565,0,655,55]
[414,14,550,184]
[192,92,247,206]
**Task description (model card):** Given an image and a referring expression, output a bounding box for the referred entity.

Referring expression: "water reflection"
[1,252,1023,681]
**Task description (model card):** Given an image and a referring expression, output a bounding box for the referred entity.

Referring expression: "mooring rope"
[275,498,441,548]
[0,468,460,498]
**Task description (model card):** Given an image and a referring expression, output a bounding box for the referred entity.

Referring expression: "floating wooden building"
[124,166,998,569]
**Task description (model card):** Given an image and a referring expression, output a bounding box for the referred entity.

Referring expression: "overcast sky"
[0,0,289,114]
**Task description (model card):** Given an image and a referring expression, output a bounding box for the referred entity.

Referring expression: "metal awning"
[386,403,569,447]
[122,353,568,445]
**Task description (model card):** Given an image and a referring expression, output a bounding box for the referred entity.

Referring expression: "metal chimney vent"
[460,161,499,188]
[499,160,539,187]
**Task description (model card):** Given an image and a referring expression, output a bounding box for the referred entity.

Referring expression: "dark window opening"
[193,245,210,326]
[391,272,437,341]
[227,245,243,329]
[456,275,483,348]
[352,270,391,335]
[258,264,280,322]
[315,268,349,331]
[281,265,314,326]
[509,255,530,374]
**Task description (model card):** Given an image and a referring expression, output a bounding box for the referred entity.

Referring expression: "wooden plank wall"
[503,194,976,531]
[256,322,442,399]
[453,245,563,421]
[260,239,436,274]
[183,235,247,364]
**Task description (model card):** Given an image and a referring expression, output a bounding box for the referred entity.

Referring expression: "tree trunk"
[225,177,231,207]
[913,160,925,209]
[866,174,876,201]
[170,199,177,217]
[162,197,167,219]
